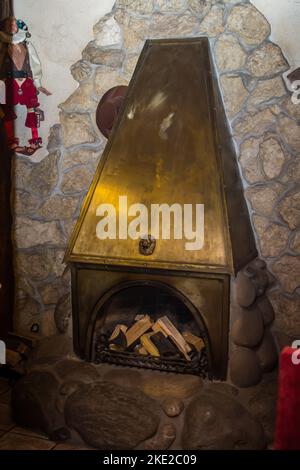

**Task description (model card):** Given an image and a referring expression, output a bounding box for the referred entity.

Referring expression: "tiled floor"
[0,376,87,450]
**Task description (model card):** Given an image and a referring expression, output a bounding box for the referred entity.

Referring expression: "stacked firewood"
[108,315,205,361]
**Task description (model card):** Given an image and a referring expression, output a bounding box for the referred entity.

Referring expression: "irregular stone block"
[281,95,300,120]
[233,108,276,139]
[204,382,239,397]
[270,291,300,337]
[142,372,202,399]
[62,146,103,171]
[54,294,72,334]
[248,374,278,444]
[94,68,127,98]
[248,77,286,112]
[198,5,224,36]
[15,296,41,337]
[117,0,154,14]
[94,16,122,48]
[70,60,93,83]
[62,218,77,239]
[37,195,79,220]
[124,53,139,77]
[26,152,59,198]
[182,388,265,449]
[65,381,160,449]
[15,249,66,282]
[156,0,187,12]
[272,254,300,294]
[39,281,68,306]
[245,183,282,217]
[239,136,264,184]
[246,43,288,78]
[286,157,300,184]
[103,368,142,390]
[291,231,300,253]
[40,307,59,337]
[235,271,257,308]
[59,81,97,114]
[14,217,64,249]
[256,330,278,372]
[13,156,33,190]
[188,0,212,16]
[14,190,41,216]
[61,165,95,194]
[277,115,300,153]
[15,276,36,299]
[252,215,289,258]
[82,42,125,67]
[244,259,269,296]
[11,371,63,437]
[55,359,100,382]
[260,136,286,179]
[60,113,97,149]
[214,34,246,71]
[47,124,62,152]
[220,75,248,118]
[227,4,270,46]
[231,305,264,348]
[142,423,176,450]
[151,13,199,38]
[122,14,150,50]
[27,335,74,369]
[162,397,184,417]
[230,347,262,388]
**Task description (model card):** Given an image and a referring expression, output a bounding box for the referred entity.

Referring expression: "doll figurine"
[0,16,51,155]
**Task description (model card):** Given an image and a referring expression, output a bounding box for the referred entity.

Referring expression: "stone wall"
[13,1,300,352]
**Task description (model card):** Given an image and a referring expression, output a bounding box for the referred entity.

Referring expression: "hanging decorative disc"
[96,85,128,138]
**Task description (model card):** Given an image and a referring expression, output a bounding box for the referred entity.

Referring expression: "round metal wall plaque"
[96,85,128,138]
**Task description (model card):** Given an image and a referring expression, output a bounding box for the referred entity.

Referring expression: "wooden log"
[109,324,128,341]
[151,331,178,357]
[125,315,153,346]
[152,316,191,361]
[182,331,205,353]
[140,333,160,357]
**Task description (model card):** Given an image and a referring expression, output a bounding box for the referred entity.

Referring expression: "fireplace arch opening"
[89,281,210,378]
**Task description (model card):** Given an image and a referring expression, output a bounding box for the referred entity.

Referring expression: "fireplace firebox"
[65,38,257,380]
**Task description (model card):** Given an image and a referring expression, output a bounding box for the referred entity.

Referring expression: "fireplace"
[65,38,257,381]
[92,282,209,377]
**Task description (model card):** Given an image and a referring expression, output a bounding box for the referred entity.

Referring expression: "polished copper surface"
[66,38,257,275]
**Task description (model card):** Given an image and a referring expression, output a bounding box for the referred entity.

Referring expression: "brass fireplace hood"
[65,37,257,275]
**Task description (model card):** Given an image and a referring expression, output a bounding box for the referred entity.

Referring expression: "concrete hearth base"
[11,336,277,450]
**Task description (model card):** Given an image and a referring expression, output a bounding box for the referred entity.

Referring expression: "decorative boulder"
[182,388,266,449]
[64,381,160,449]
[230,347,262,388]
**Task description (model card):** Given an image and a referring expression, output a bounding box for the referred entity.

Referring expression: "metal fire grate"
[94,336,208,378]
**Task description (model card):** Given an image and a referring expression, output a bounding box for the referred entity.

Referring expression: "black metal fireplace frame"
[70,263,230,380]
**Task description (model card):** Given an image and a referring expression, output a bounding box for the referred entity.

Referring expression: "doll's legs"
[1,99,23,151]
[4,79,42,155]
[26,111,42,146]
[20,79,43,154]
[17,120,42,156]
[3,119,25,152]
